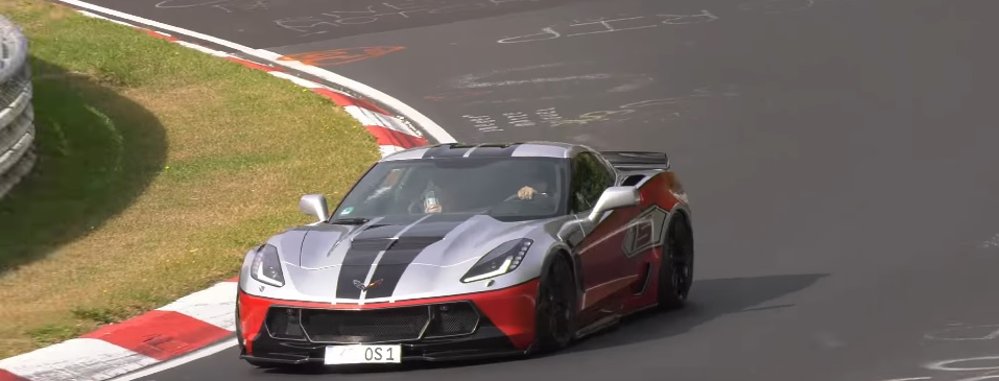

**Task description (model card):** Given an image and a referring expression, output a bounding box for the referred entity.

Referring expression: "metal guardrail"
[0,15,35,200]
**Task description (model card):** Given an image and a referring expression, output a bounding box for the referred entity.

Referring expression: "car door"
[569,151,635,323]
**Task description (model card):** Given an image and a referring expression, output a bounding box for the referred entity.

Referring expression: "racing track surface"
[83,1,999,380]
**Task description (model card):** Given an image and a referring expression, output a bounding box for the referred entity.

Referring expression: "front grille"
[266,302,480,344]
[301,305,431,343]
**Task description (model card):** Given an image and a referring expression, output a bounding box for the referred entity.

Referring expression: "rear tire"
[533,255,576,353]
[658,213,694,310]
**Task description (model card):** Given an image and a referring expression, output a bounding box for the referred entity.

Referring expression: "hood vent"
[348,238,395,252]
[390,236,445,251]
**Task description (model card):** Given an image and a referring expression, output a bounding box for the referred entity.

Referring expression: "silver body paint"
[238,142,688,306]
[239,214,571,304]
[240,142,580,304]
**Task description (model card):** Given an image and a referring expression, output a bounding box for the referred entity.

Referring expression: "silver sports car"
[236,141,694,367]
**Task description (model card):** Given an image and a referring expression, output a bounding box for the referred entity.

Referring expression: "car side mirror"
[556,186,641,241]
[586,186,641,223]
[556,217,587,242]
[299,194,329,223]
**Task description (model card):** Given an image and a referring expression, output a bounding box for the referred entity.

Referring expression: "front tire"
[533,255,576,353]
[658,214,694,310]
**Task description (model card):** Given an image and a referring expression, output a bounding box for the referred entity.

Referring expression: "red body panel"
[575,205,641,323]
[575,172,684,321]
[238,279,540,354]
[237,170,687,359]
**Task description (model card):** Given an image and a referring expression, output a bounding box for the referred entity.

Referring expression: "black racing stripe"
[421,143,524,159]
[429,146,471,158]
[341,239,395,265]
[353,215,422,239]
[402,213,474,237]
[364,214,474,299]
[421,144,458,159]
[334,215,422,300]
[464,143,520,158]
[362,238,441,299]
[335,239,394,300]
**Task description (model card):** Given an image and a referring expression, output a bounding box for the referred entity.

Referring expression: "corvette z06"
[236,142,694,367]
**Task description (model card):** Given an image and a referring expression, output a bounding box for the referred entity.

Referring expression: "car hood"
[272,214,548,302]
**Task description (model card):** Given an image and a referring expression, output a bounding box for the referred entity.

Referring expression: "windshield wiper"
[329,217,370,225]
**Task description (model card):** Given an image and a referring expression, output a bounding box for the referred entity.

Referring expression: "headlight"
[461,239,533,283]
[250,244,285,287]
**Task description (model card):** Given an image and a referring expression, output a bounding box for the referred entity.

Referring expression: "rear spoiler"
[600,151,671,171]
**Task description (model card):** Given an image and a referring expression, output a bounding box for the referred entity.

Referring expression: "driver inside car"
[513,165,554,201]
[515,182,548,200]
[417,166,554,214]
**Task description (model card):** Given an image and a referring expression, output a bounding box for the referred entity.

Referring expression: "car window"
[570,152,615,213]
[331,157,570,221]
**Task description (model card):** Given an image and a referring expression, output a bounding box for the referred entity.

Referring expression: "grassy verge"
[0,1,380,357]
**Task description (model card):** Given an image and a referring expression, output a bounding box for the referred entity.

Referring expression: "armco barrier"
[0,15,35,200]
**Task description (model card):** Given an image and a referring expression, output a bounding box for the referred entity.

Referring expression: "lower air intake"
[424,302,480,338]
[300,306,431,343]
[267,302,481,344]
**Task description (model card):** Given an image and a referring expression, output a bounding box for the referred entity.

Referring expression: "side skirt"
[573,314,622,340]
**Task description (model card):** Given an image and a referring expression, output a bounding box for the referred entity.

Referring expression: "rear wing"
[600,151,671,171]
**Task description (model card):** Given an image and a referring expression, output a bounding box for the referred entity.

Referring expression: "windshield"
[332,157,569,222]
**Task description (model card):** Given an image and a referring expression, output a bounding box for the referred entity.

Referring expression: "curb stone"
[0,8,433,381]
[75,10,431,156]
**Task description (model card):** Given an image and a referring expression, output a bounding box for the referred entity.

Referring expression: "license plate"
[324,344,402,365]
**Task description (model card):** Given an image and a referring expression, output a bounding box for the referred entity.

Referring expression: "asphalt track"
[81,0,999,380]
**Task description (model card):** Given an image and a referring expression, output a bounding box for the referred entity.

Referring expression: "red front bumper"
[237,279,540,361]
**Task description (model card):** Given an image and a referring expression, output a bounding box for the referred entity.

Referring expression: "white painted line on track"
[56,0,457,144]
[15,2,457,379]
[268,71,325,89]
[108,338,238,381]
[174,40,231,57]
[77,9,134,28]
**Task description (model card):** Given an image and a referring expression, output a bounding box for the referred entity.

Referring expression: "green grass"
[0,0,380,357]
[26,324,85,347]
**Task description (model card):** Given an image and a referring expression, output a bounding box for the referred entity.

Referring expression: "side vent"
[622,174,646,186]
